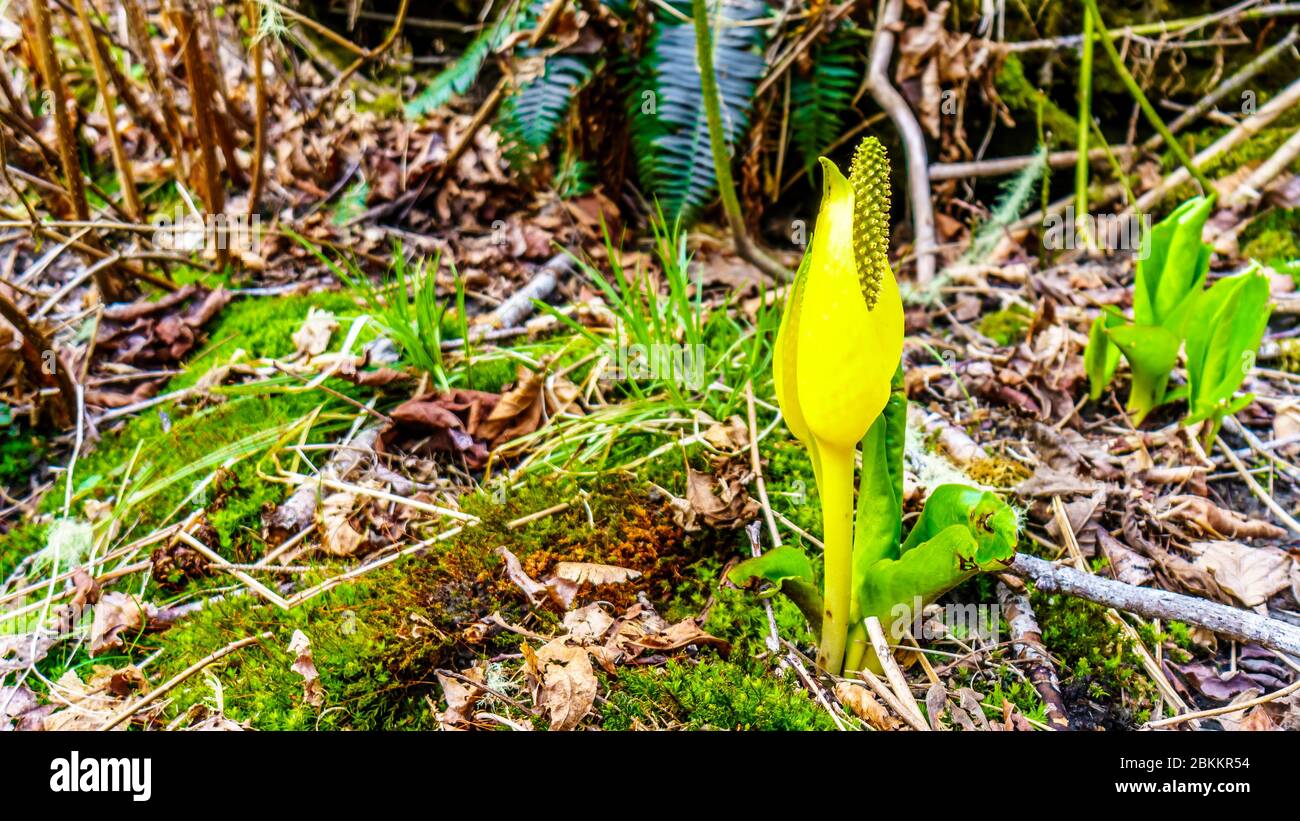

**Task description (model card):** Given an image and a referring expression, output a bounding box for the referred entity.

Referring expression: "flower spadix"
[772,137,903,674]
[774,138,904,452]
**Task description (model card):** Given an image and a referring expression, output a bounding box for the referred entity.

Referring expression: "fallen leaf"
[288,630,325,708]
[291,308,338,358]
[678,464,759,530]
[626,618,730,655]
[835,681,900,730]
[562,603,616,644]
[436,665,486,729]
[1189,541,1293,607]
[551,561,642,587]
[1165,495,1287,541]
[90,592,147,656]
[319,490,368,556]
[1094,527,1154,587]
[530,638,597,731]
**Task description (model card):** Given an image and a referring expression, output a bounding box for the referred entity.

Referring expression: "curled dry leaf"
[291,307,338,359]
[495,546,574,609]
[90,592,148,656]
[436,665,486,729]
[288,630,325,708]
[42,667,143,731]
[551,561,642,587]
[319,490,368,556]
[1165,495,1287,541]
[528,638,597,731]
[677,464,760,531]
[562,603,616,644]
[834,681,901,731]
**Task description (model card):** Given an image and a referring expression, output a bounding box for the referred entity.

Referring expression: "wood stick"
[863,0,937,287]
[97,632,271,730]
[996,580,1071,729]
[1010,554,1300,658]
[1128,76,1300,214]
[864,615,928,728]
[175,531,291,610]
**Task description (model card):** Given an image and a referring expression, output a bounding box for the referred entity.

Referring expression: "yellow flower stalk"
[773,138,904,674]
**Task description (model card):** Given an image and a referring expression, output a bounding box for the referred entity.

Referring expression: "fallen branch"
[863,0,937,287]
[996,579,1071,729]
[1010,554,1300,658]
[1128,76,1300,215]
[97,632,272,731]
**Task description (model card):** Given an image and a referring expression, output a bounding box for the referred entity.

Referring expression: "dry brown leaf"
[43,669,132,731]
[562,603,615,644]
[1188,541,1293,608]
[678,465,759,530]
[835,681,900,730]
[531,638,597,731]
[1095,527,1154,587]
[319,490,367,556]
[291,308,338,359]
[627,618,730,654]
[1273,403,1300,458]
[90,592,147,656]
[288,630,325,708]
[551,561,642,587]
[702,415,749,451]
[1166,495,1287,540]
[436,665,485,729]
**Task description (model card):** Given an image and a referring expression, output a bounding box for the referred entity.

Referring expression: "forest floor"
[2,2,1300,732]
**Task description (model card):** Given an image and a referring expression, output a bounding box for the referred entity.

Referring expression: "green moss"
[170,291,362,390]
[966,455,1032,488]
[1278,339,1300,374]
[977,305,1033,346]
[1240,207,1300,268]
[147,572,429,730]
[0,521,49,583]
[760,435,821,542]
[0,411,46,490]
[600,659,835,730]
[995,54,1078,146]
[1031,583,1154,723]
[63,388,351,557]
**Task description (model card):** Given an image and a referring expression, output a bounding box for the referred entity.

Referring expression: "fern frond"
[962,146,1048,265]
[497,55,594,165]
[790,27,860,177]
[405,5,525,119]
[634,0,769,225]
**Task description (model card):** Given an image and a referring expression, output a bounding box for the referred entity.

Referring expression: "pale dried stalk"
[72,0,140,218]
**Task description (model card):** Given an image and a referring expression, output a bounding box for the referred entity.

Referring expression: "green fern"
[962,146,1048,264]
[790,27,860,177]
[633,0,769,225]
[496,55,594,165]
[405,5,526,119]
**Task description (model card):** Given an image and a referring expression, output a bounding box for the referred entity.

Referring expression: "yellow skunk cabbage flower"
[773,137,904,674]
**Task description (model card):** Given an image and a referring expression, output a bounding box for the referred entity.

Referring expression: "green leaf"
[1184,269,1271,424]
[1106,323,1181,423]
[1084,307,1124,401]
[405,10,525,118]
[790,25,860,178]
[1133,196,1212,329]
[728,545,822,634]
